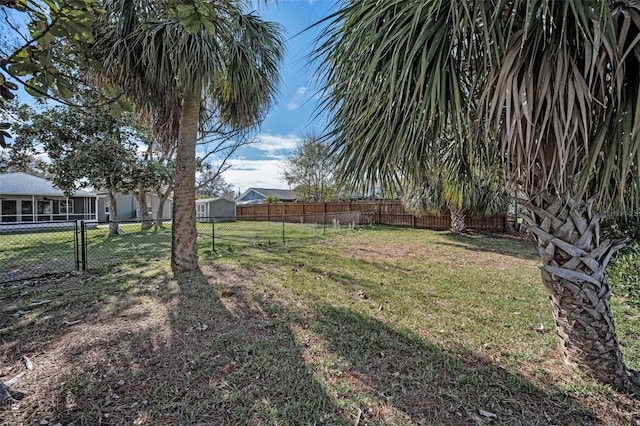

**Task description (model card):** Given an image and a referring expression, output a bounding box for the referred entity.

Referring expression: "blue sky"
[222,0,336,193]
[1,1,336,193]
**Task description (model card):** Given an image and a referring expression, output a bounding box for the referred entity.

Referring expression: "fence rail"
[236,201,507,231]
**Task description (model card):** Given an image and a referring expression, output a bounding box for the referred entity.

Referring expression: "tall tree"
[196,166,234,198]
[93,0,283,271]
[0,0,133,146]
[282,135,340,202]
[12,102,142,236]
[0,0,99,101]
[317,0,640,390]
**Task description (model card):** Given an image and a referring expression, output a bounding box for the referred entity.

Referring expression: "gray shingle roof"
[237,187,296,202]
[0,172,96,197]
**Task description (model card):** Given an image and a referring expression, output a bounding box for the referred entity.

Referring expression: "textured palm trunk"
[449,208,466,233]
[107,189,120,237]
[523,192,635,390]
[171,89,200,271]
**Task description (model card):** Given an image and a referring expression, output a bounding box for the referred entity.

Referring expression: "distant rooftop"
[237,187,296,202]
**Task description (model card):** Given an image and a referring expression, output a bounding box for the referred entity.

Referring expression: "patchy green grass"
[0,221,337,282]
[1,226,639,425]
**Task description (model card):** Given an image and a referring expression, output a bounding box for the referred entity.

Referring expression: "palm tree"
[93,0,283,271]
[402,132,510,232]
[317,0,640,390]
[402,175,509,233]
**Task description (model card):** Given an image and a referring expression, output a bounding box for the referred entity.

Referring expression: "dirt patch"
[343,242,530,270]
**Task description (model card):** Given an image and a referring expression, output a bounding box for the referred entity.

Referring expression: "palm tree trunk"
[449,208,466,233]
[523,192,636,390]
[171,89,200,271]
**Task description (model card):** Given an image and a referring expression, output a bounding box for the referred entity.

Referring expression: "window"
[21,200,34,222]
[37,200,51,221]
[196,204,206,218]
[1,200,17,222]
[58,200,74,214]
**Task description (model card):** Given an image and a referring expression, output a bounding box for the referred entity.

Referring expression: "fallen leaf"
[23,356,33,371]
[354,408,363,426]
[478,409,497,418]
[6,372,25,386]
[222,363,236,374]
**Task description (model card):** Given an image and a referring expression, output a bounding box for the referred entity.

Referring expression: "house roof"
[195,197,235,204]
[237,187,296,202]
[0,172,96,197]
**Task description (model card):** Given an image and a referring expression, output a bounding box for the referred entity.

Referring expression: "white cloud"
[222,158,287,193]
[214,131,303,193]
[286,86,309,111]
[252,133,299,157]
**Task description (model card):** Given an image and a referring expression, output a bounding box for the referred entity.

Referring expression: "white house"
[0,172,98,223]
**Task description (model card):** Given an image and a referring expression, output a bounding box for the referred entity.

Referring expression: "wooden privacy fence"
[236,201,508,232]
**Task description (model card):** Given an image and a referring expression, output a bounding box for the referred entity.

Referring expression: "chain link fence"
[0,220,174,283]
[0,211,374,283]
[0,221,81,283]
[199,210,371,251]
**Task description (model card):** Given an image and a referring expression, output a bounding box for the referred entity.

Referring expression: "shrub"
[601,214,640,243]
[608,243,640,307]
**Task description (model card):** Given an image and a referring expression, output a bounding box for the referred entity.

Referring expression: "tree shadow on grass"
[1,265,350,425]
[312,305,604,425]
[438,231,539,262]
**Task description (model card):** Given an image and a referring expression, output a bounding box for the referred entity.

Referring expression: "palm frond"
[93,0,283,136]
[316,0,640,213]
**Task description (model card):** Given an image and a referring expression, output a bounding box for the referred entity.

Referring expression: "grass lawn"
[0,221,328,283]
[1,226,639,425]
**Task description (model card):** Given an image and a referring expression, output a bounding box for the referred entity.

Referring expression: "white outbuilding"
[195,197,236,222]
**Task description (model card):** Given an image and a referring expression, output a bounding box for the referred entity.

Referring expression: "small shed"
[196,197,236,222]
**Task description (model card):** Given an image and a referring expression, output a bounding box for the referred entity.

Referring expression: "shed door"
[196,204,206,219]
